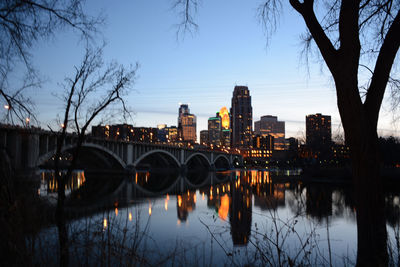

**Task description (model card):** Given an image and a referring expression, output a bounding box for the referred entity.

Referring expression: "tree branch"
[289,0,339,74]
[364,9,400,127]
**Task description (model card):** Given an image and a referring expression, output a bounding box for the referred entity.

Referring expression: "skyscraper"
[178,104,197,143]
[230,86,252,148]
[200,130,209,146]
[306,113,332,151]
[219,107,231,148]
[208,115,221,147]
[254,115,285,150]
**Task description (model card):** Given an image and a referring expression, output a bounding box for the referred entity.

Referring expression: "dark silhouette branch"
[0,0,104,124]
[364,9,400,128]
[289,0,339,75]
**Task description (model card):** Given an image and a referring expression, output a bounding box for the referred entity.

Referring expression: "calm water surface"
[34,169,400,266]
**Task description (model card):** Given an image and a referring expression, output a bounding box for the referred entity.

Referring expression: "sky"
[8,0,400,140]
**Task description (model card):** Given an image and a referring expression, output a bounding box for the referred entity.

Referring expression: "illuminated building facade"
[181,114,196,143]
[157,124,168,142]
[306,113,332,151]
[208,115,221,147]
[230,86,252,148]
[219,107,231,148]
[200,130,209,146]
[166,126,178,142]
[178,104,197,143]
[247,134,273,159]
[130,127,158,143]
[156,124,179,143]
[92,124,157,143]
[254,115,285,150]
[92,124,134,141]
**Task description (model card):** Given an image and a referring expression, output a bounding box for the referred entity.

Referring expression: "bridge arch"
[185,152,211,166]
[133,174,182,197]
[133,149,181,168]
[36,143,126,169]
[213,154,230,164]
[213,154,231,170]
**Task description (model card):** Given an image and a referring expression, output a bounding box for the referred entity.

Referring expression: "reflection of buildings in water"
[39,171,85,195]
[205,184,231,221]
[253,183,286,210]
[218,194,230,220]
[230,176,252,246]
[177,191,196,221]
[305,184,333,220]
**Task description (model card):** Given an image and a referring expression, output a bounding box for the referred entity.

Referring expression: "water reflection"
[34,169,400,266]
[38,170,85,198]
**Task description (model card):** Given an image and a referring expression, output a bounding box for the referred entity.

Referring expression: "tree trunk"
[335,78,388,265]
[351,132,388,266]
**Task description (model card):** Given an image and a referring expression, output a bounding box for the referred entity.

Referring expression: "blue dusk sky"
[13,0,400,139]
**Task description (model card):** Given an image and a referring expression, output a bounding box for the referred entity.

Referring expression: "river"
[32,169,400,266]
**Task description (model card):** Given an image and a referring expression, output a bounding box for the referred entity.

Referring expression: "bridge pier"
[179,164,188,176]
[209,163,216,172]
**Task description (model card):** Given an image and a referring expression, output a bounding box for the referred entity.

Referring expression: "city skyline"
[4,0,399,139]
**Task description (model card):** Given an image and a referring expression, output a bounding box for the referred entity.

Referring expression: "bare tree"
[52,46,138,266]
[175,0,399,265]
[0,0,103,124]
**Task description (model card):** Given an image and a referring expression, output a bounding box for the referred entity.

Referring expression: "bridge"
[0,125,243,173]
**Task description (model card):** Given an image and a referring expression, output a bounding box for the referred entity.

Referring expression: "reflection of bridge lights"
[129,212,132,221]
[193,194,196,203]
[103,218,107,229]
[202,192,205,200]
[115,208,118,216]
[149,204,152,216]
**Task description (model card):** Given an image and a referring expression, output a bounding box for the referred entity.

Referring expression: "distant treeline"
[379,136,400,167]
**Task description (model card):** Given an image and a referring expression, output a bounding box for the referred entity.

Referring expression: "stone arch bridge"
[0,126,242,172]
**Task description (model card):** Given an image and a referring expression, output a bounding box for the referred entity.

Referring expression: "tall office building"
[200,130,209,146]
[178,104,189,124]
[208,115,221,147]
[306,113,332,150]
[254,115,285,150]
[219,107,231,148]
[230,86,252,148]
[178,104,197,143]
